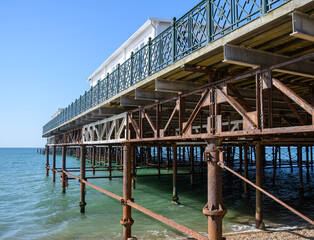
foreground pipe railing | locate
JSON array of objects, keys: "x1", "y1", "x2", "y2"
[
  {"x1": 218, "y1": 162, "x2": 314, "y2": 226},
  {"x1": 62, "y1": 170, "x2": 207, "y2": 240}
]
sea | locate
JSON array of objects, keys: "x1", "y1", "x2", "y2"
[{"x1": 0, "y1": 147, "x2": 313, "y2": 240}]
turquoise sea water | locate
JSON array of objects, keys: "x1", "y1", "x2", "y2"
[{"x1": 0, "y1": 148, "x2": 313, "y2": 240}]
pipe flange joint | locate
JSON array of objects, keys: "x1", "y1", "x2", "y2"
[
  {"x1": 203, "y1": 203, "x2": 227, "y2": 217},
  {"x1": 120, "y1": 217, "x2": 134, "y2": 227},
  {"x1": 78, "y1": 201, "x2": 87, "y2": 207}
]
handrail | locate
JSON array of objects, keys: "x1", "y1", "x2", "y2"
[{"x1": 43, "y1": 0, "x2": 290, "y2": 135}]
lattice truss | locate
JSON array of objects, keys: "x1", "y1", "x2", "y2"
[
  {"x1": 53, "y1": 129, "x2": 82, "y2": 145},
  {"x1": 82, "y1": 113, "x2": 127, "y2": 144},
  {"x1": 128, "y1": 54, "x2": 314, "y2": 142}
]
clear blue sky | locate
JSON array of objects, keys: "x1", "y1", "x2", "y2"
[{"x1": 0, "y1": 0, "x2": 201, "y2": 147}]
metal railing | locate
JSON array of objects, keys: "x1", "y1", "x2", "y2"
[{"x1": 43, "y1": 0, "x2": 290, "y2": 135}]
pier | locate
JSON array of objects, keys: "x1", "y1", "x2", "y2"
[{"x1": 42, "y1": 0, "x2": 314, "y2": 239}]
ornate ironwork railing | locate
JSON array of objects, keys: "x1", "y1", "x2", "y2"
[{"x1": 43, "y1": 0, "x2": 290, "y2": 135}]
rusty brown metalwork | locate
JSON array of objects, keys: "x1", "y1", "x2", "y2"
[{"x1": 203, "y1": 142, "x2": 227, "y2": 240}]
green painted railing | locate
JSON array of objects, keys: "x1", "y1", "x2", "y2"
[{"x1": 43, "y1": 0, "x2": 290, "y2": 135}]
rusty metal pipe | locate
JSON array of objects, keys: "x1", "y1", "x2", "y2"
[
  {"x1": 61, "y1": 146, "x2": 66, "y2": 194},
  {"x1": 203, "y1": 143, "x2": 227, "y2": 240},
  {"x1": 172, "y1": 145, "x2": 179, "y2": 203},
  {"x1": 52, "y1": 146, "x2": 56, "y2": 182},
  {"x1": 121, "y1": 143, "x2": 133, "y2": 240},
  {"x1": 46, "y1": 146, "x2": 49, "y2": 176},
  {"x1": 80, "y1": 145, "x2": 86, "y2": 213},
  {"x1": 255, "y1": 142, "x2": 264, "y2": 229}
]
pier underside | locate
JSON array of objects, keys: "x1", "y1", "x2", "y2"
[{"x1": 43, "y1": 1, "x2": 314, "y2": 239}]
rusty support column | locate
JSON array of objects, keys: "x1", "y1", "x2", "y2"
[
  {"x1": 132, "y1": 146, "x2": 136, "y2": 189},
  {"x1": 166, "y1": 147, "x2": 170, "y2": 172},
  {"x1": 108, "y1": 146, "x2": 112, "y2": 180},
  {"x1": 92, "y1": 146, "x2": 96, "y2": 175},
  {"x1": 288, "y1": 146, "x2": 293, "y2": 172},
  {"x1": 172, "y1": 144, "x2": 179, "y2": 204},
  {"x1": 46, "y1": 146, "x2": 49, "y2": 176},
  {"x1": 306, "y1": 146, "x2": 309, "y2": 178},
  {"x1": 239, "y1": 146, "x2": 243, "y2": 173},
  {"x1": 79, "y1": 145, "x2": 86, "y2": 213},
  {"x1": 298, "y1": 145, "x2": 304, "y2": 193},
  {"x1": 52, "y1": 146, "x2": 56, "y2": 182},
  {"x1": 61, "y1": 145, "x2": 67, "y2": 194},
  {"x1": 203, "y1": 142, "x2": 227, "y2": 240},
  {"x1": 200, "y1": 146, "x2": 204, "y2": 174},
  {"x1": 157, "y1": 146, "x2": 161, "y2": 179},
  {"x1": 311, "y1": 146, "x2": 313, "y2": 171},
  {"x1": 121, "y1": 143, "x2": 134, "y2": 240},
  {"x1": 243, "y1": 145, "x2": 249, "y2": 198},
  {"x1": 255, "y1": 141, "x2": 264, "y2": 229},
  {"x1": 190, "y1": 146, "x2": 194, "y2": 185}
]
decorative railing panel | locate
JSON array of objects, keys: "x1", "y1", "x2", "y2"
[{"x1": 43, "y1": 0, "x2": 290, "y2": 135}]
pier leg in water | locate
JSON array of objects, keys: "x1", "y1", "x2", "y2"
[
  {"x1": 52, "y1": 146, "x2": 56, "y2": 182},
  {"x1": 243, "y1": 145, "x2": 249, "y2": 198},
  {"x1": 172, "y1": 144, "x2": 179, "y2": 204},
  {"x1": 157, "y1": 146, "x2": 161, "y2": 179},
  {"x1": 61, "y1": 145, "x2": 67, "y2": 194},
  {"x1": 79, "y1": 145, "x2": 86, "y2": 213},
  {"x1": 166, "y1": 147, "x2": 170, "y2": 172},
  {"x1": 120, "y1": 143, "x2": 134, "y2": 240},
  {"x1": 288, "y1": 146, "x2": 293, "y2": 172},
  {"x1": 255, "y1": 141, "x2": 264, "y2": 229},
  {"x1": 132, "y1": 146, "x2": 136, "y2": 189},
  {"x1": 298, "y1": 145, "x2": 304, "y2": 194},
  {"x1": 311, "y1": 146, "x2": 313, "y2": 171},
  {"x1": 108, "y1": 146, "x2": 112, "y2": 180},
  {"x1": 46, "y1": 146, "x2": 49, "y2": 176},
  {"x1": 306, "y1": 146, "x2": 309, "y2": 179},
  {"x1": 239, "y1": 146, "x2": 243, "y2": 174},
  {"x1": 190, "y1": 146, "x2": 194, "y2": 185},
  {"x1": 92, "y1": 146, "x2": 96, "y2": 175},
  {"x1": 203, "y1": 142, "x2": 227, "y2": 240}
]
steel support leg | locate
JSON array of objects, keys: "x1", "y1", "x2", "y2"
[
  {"x1": 190, "y1": 146, "x2": 194, "y2": 185},
  {"x1": 157, "y1": 146, "x2": 161, "y2": 179},
  {"x1": 108, "y1": 146, "x2": 112, "y2": 180},
  {"x1": 79, "y1": 145, "x2": 86, "y2": 213},
  {"x1": 132, "y1": 146, "x2": 136, "y2": 189},
  {"x1": 203, "y1": 142, "x2": 227, "y2": 240},
  {"x1": 52, "y1": 146, "x2": 56, "y2": 182},
  {"x1": 121, "y1": 143, "x2": 134, "y2": 240},
  {"x1": 61, "y1": 145, "x2": 67, "y2": 194},
  {"x1": 255, "y1": 141, "x2": 264, "y2": 229},
  {"x1": 172, "y1": 144, "x2": 179, "y2": 204},
  {"x1": 243, "y1": 145, "x2": 249, "y2": 198},
  {"x1": 46, "y1": 146, "x2": 49, "y2": 176},
  {"x1": 298, "y1": 145, "x2": 304, "y2": 194},
  {"x1": 92, "y1": 146, "x2": 96, "y2": 175}
]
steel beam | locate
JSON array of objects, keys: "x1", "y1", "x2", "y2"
[
  {"x1": 291, "y1": 11, "x2": 314, "y2": 42},
  {"x1": 120, "y1": 96, "x2": 154, "y2": 106},
  {"x1": 135, "y1": 89, "x2": 177, "y2": 101},
  {"x1": 223, "y1": 44, "x2": 314, "y2": 78},
  {"x1": 155, "y1": 79, "x2": 204, "y2": 93}
]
